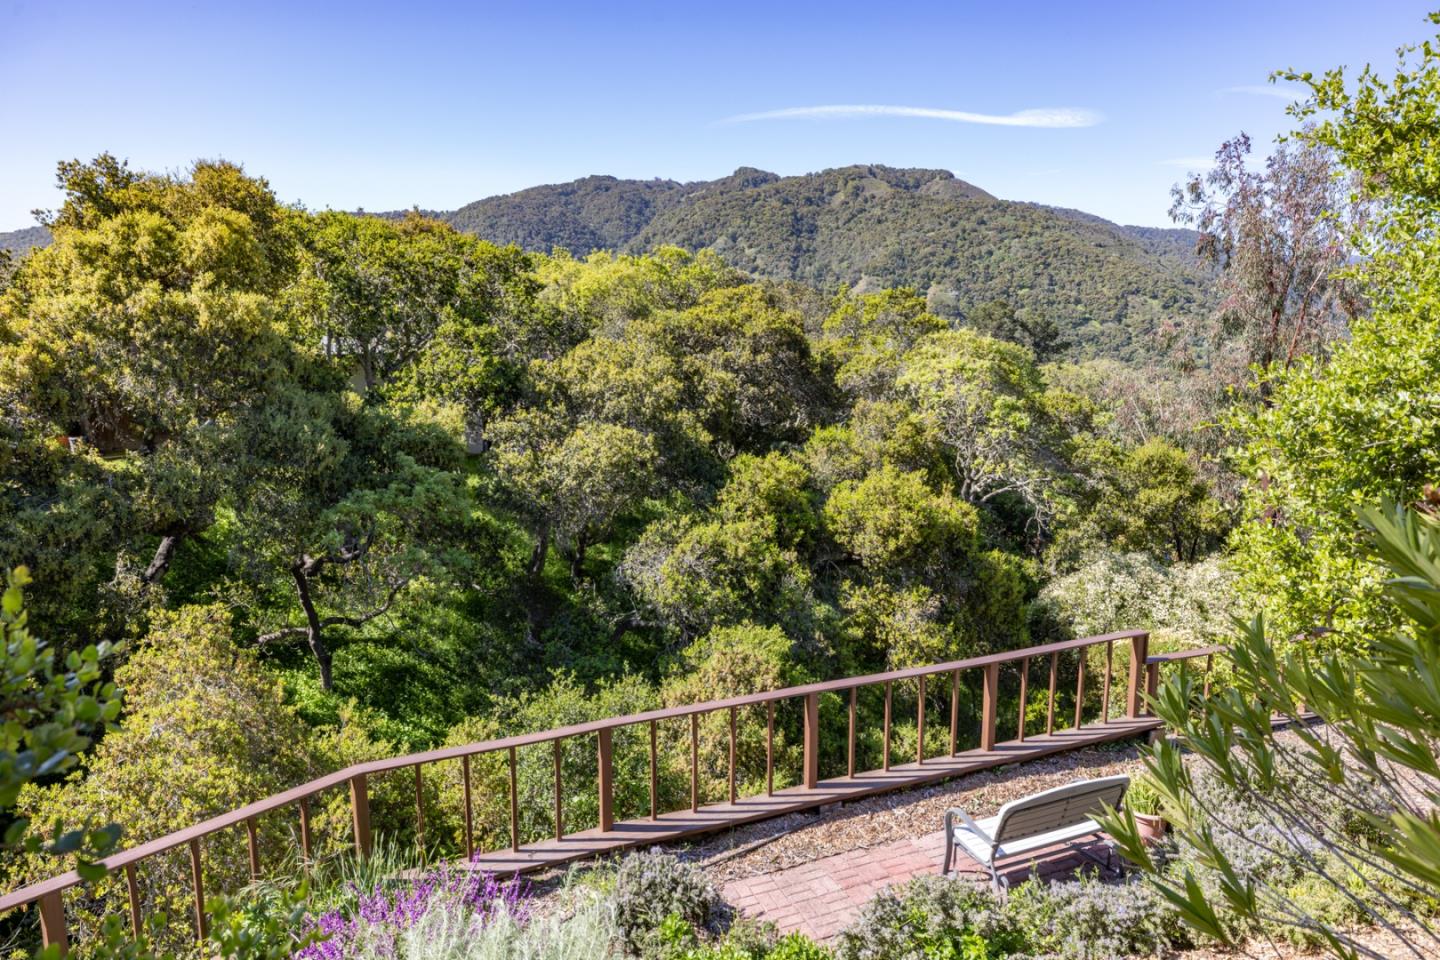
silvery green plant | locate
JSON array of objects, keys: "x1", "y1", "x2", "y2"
[{"x1": 611, "y1": 851, "x2": 718, "y2": 956}]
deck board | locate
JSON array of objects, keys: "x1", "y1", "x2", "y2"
[{"x1": 466, "y1": 715, "x2": 1160, "y2": 875}]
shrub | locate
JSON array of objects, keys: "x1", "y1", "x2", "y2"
[
  {"x1": 612, "y1": 851, "x2": 718, "y2": 956},
  {"x1": 823, "y1": 466, "x2": 978, "y2": 580},
  {"x1": 834, "y1": 874, "x2": 1009, "y2": 960},
  {"x1": 1003, "y1": 873, "x2": 1180, "y2": 959},
  {"x1": 1037, "y1": 552, "x2": 1236, "y2": 647},
  {"x1": 765, "y1": 934, "x2": 833, "y2": 960},
  {"x1": 677, "y1": 927, "x2": 830, "y2": 960},
  {"x1": 835, "y1": 871, "x2": 1187, "y2": 960},
  {"x1": 1123, "y1": 778, "x2": 1162, "y2": 817}
]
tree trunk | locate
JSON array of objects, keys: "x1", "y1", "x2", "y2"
[
  {"x1": 568, "y1": 533, "x2": 589, "y2": 583},
  {"x1": 528, "y1": 524, "x2": 550, "y2": 581},
  {"x1": 141, "y1": 533, "x2": 184, "y2": 585},
  {"x1": 464, "y1": 409, "x2": 489, "y2": 454},
  {"x1": 291, "y1": 563, "x2": 335, "y2": 691}
]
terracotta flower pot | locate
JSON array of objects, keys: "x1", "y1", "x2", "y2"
[{"x1": 1134, "y1": 812, "x2": 1166, "y2": 843}]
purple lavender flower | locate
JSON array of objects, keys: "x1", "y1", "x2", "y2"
[{"x1": 294, "y1": 865, "x2": 530, "y2": 958}]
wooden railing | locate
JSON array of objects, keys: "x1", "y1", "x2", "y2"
[{"x1": 1, "y1": 629, "x2": 1221, "y2": 951}]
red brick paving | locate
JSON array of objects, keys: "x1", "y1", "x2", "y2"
[{"x1": 722, "y1": 827, "x2": 1118, "y2": 942}]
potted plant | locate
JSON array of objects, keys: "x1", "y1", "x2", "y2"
[{"x1": 1125, "y1": 778, "x2": 1166, "y2": 843}]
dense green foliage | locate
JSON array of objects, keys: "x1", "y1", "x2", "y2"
[
  {"x1": 1224, "y1": 19, "x2": 1440, "y2": 648},
  {"x1": 14, "y1": 162, "x2": 1212, "y2": 364},
  {"x1": 0, "y1": 567, "x2": 121, "y2": 869}
]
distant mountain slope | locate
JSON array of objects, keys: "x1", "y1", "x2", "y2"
[
  {"x1": 447, "y1": 175, "x2": 694, "y2": 252},
  {"x1": 1120, "y1": 224, "x2": 1204, "y2": 267},
  {"x1": 0, "y1": 226, "x2": 51, "y2": 255},
  {"x1": 439, "y1": 165, "x2": 1210, "y2": 360}
]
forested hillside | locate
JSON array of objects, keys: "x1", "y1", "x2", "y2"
[
  {"x1": 0, "y1": 225, "x2": 51, "y2": 254},
  {"x1": 438, "y1": 165, "x2": 1213, "y2": 360},
  {"x1": 445, "y1": 174, "x2": 697, "y2": 251}
]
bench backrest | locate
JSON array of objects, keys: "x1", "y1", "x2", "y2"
[{"x1": 992, "y1": 774, "x2": 1130, "y2": 844}]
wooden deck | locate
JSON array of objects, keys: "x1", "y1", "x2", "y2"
[{"x1": 466, "y1": 714, "x2": 1160, "y2": 875}]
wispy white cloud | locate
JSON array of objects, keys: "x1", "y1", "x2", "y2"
[
  {"x1": 716, "y1": 104, "x2": 1102, "y2": 128},
  {"x1": 1221, "y1": 84, "x2": 1307, "y2": 102}
]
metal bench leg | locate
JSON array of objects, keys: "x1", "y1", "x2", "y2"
[{"x1": 1074, "y1": 833, "x2": 1120, "y2": 878}]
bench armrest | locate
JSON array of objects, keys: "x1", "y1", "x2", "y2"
[{"x1": 944, "y1": 806, "x2": 992, "y2": 844}]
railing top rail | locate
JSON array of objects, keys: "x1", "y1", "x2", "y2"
[
  {"x1": 0, "y1": 628, "x2": 1151, "y2": 914},
  {"x1": 1146, "y1": 644, "x2": 1226, "y2": 664}
]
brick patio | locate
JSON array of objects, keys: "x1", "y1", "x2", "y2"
[{"x1": 722, "y1": 825, "x2": 1119, "y2": 942}]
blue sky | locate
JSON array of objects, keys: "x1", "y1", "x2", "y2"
[{"x1": 0, "y1": 1, "x2": 1430, "y2": 230}]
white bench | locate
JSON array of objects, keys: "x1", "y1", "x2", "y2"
[{"x1": 942, "y1": 774, "x2": 1130, "y2": 890}]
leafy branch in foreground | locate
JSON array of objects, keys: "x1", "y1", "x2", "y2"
[
  {"x1": 1100, "y1": 497, "x2": 1440, "y2": 959},
  {"x1": 1, "y1": 566, "x2": 122, "y2": 872}
]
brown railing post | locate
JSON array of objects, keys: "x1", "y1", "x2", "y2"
[
  {"x1": 949, "y1": 669, "x2": 960, "y2": 756},
  {"x1": 1102, "y1": 640, "x2": 1114, "y2": 721},
  {"x1": 802, "y1": 693, "x2": 820, "y2": 789},
  {"x1": 882, "y1": 681, "x2": 892, "y2": 771},
  {"x1": 1017, "y1": 657, "x2": 1029, "y2": 742},
  {"x1": 124, "y1": 863, "x2": 142, "y2": 938},
  {"x1": 462, "y1": 754, "x2": 475, "y2": 859},
  {"x1": 649, "y1": 720, "x2": 660, "y2": 818},
  {"x1": 847, "y1": 688, "x2": 857, "y2": 777},
  {"x1": 980, "y1": 663, "x2": 999, "y2": 752},
  {"x1": 1074, "y1": 654, "x2": 1087, "y2": 729},
  {"x1": 766, "y1": 702, "x2": 775, "y2": 795},
  {"x1": 690, "y1": 714, "x2": 700, "y2": 811},
  {"x1": 38, "y1": 890, "x2": 67, "y2": 954},
  {"x1": 554, "y1": 740, "x2": 564, "y2": 840},
  {"x1": 1127, "y1": 632, "x2": 1150, "y2": 717},
  {"x1": 1046, "y1": 652, "x2": 1059, "y2": 735},
  {"x1": 916, "y1": 676, "x2": 926, "y2": 765},
  {"x1": 414, "y1": 765, "x2": 426, "y2": 863},
  {"x1": 299, "y1": 796, "x2": 313, "y2": 864},
  {"x1": 507, "y1": 747, "x2": 519, "y2": 851},
  {"x1": 1146, "y1": 660, "x2": 1160, "y2": 706},
  {"x1": 598, "y1": 728, "x2": 614, "y2": 832},
  {"x1": 244, "y1": 816, "x2": 261, "y2": 880},
  {"x1": 188, "y1": 838, "x2": 207, "y2": 941},
  {"x1": 349, "y1": 773, "x2": 372, "y2": 858},
  {"x1": 727, "y1": 707, "x2": 738, "y2": 804}
]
